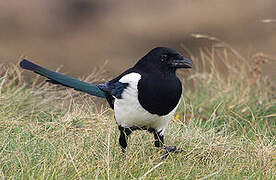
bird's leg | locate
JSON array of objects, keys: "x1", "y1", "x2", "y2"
[
  {"x1": 118, "y1": 126, "x2": 132, "y2": 154},
  {"x1": 153, "y1": 130, "x2": 183, "y2": 158},
  {"x1": 153, "y1": 130, "x2": 176, "y2": 151},
  {"x1": 153, "y1": 130, "x2": 164, "y2": 148}
]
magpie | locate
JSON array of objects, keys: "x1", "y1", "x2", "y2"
[{"x1": 20, "y1": 47, "x2": 193, "y2": 156}]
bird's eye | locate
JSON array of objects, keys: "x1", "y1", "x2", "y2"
[{"x1": 161, "y1": 54, "x2": 168, "y2": 61}]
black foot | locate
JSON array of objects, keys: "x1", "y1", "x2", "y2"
[
  {"x1": 164, "y1": 145, "x2": 176, "y2": 152},
  {"x1": 162, "y1": 146, "x2": 184, "y2": 159}
]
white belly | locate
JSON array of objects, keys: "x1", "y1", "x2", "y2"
[{"x1": 114, "y1": 73, "x2": 179, "y2": 134}]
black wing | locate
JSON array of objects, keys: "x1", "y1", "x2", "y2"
[{"x1": 97, "y1": 69, "x2": 134, "y2": 109}]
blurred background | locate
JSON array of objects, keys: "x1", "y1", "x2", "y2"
[{"x1": 0, "y1": 0, "x2": 275, "y2": 80}]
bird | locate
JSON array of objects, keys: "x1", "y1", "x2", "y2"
[{"x1": 20, "y1": 47, "x2": 193, "y2": 157}]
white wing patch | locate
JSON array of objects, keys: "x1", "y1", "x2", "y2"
[{"x1": 114, "y1": 72, "x2": 179, "y2": 133}]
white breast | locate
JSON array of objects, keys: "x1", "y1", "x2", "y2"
[{"x1": 114, "y1": 72, "x2": 179, "y2": 134}]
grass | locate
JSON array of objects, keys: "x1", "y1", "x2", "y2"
[{"x1": 0, "y1": 44, "x2": 275, "y2": 179}]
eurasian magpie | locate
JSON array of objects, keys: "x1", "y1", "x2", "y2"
[{"x1": 20, "y1": 47, "x2": 193, "y2": 156}]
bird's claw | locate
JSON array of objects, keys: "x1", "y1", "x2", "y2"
[
  {"x1": 164, "y1": 146, "x2": 176, "y2": 152},
  {"x1": 162, "y1": 146, "x2": 184, "y2": 159}
]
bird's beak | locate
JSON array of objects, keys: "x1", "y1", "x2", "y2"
[{"x1": 169, "y1": 56, "x2": 193, "y2": 68}]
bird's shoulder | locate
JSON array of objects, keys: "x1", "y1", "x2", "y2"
[{"x1": 97, "y1": 68, "x2": 137, "y2": 108}]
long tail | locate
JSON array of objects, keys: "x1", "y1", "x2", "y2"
[{"x1": 20, "y1": 59, "x2": 106, "y2": 98}]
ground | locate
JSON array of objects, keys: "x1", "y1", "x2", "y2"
[{"x1": 0, "y1": 47, "x2": 275, "y2": 179}]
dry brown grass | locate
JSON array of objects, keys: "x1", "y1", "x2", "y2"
[{"x1": 0, "y1": 45, "x2": 275, "y2": 179}]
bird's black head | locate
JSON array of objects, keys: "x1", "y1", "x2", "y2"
[{"x1": 134, "y1": 47, "x2": 193, "y2": 74}]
